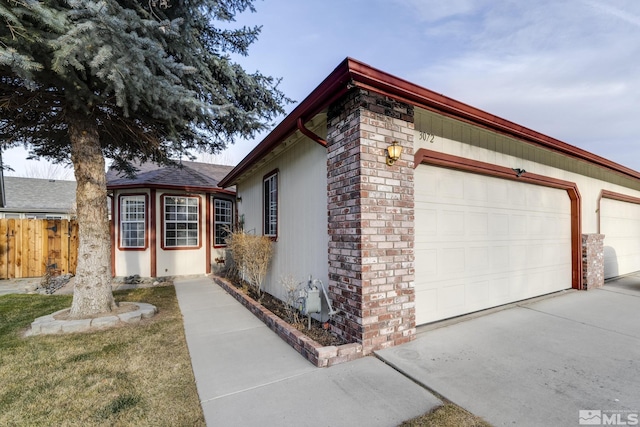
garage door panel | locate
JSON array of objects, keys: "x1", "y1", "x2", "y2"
[
  {"x1": 468, "y1": 246, "x2": 490, "y2": 271},
  {"x1": 415, "y1": 165, "x2": 572, "y2": 324},
  {"x1": 441, "y1": 210, "x2": 465, "y2": 235},
  {"x1": 601, "y1": 198, "x2": 640, "y2": 279},
  {"x1": 468, "y1": 212, "x2": 488, "y2": 235}
]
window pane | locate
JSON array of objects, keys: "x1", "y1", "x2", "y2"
[
  {"x1": 263, "y1": 174, "x2": 277, "y2": 237},
  {"x1": 120, "y1": 195, "x2": 146, "y2": 248},
  {"x1": 164, "y1": 196, "x2": 199, "y2": 247},
  {"x1": 214, "y1": 199, "x2": 233, "y2": 246}
]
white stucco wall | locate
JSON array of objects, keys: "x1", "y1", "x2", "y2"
[
  {"x1": 113, "y1": 188, "x2": 211, "y2": 277},
  {"x1": 154, "y1": 190, "x2": 208, "y2": 277},
  {"x1": 236, "y1": 130, "x2": 328, "y2": 302},
  {"x1": 112, "y1": 189, "x2": 152, "y2": 277}
]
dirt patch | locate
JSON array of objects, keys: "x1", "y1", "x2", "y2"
[{"x1": 53, "y1": 302, "x2": 138, "y2": 320}]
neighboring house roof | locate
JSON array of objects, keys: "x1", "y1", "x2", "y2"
[
  {"x1": 106, "y1": 160, "x2": 235, "y2": 193},
  {"x1": 0, "y1": 177, "x2": 76, "y2": 213},
  {"x1": 219, "y1": 57, "x2": 640, "y2": 187}
]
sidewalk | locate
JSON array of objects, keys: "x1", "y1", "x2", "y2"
[{"x1": 174, "y1": 276, "x2": 440, "y2": 427}]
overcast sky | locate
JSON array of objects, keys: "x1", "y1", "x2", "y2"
[{"x1": 4, "y1": 0, "x2": 640, "y2": 177}]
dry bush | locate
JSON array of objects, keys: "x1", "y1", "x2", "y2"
[
  {"x1": 226, "y1": 230, "x2": 273, "y2": 298},
  {"x1": 280, "y1": 275, "x2": 301, "y2": 325}
]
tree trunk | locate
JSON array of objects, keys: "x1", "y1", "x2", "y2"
[{"x1": 69, "y1": 118, "x2": 116, "y2": 318}]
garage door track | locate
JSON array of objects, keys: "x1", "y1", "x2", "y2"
[{"x1": 376, "y1": 275, "x2": 640, "y2": 427}]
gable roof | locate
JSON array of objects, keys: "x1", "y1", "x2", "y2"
[
  {"x1": 219, "y1": 57, "x2": 640, "y2": 187},
  {"x1": 106, "y1": 160, "x2": 234, "y2": 193},
  {"x1": 1, "y1": 177, "x2": 76, "y2": 213}
]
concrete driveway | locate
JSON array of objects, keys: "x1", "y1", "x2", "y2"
[{"x1": 376, "y1": 275, "x2": 640, "y2": 427}]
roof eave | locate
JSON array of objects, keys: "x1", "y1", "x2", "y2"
[
  {"x1": 107, "y1": 183, "x2": 235, "y2": 195},
  {"x1": 218, "y1": 58, "x2": 355, "y2": 188},
  {"x1": 219, "y1": 57, "x2": 640, "y2": 187}
]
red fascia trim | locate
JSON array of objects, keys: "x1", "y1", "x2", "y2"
[
  {"x1": 150, "y1": 189, "x2": 157, "y2": 277},
  {"x1": 110, "y1": 195, "x2": 115, "y2": 277},
  {"x1": 219, "y1": 57, "x2": 640, "y2": 189},
  {"x1": 600, "y1": 189, "x2": 640, "y2": 205},
  {"x1": 218, "y1": 60, "x2": 353, "y2": 188},
  {"x1": 116, "y1": 193, "x2": 150, "y2": 251},
  {"x1": 159, "y1": 194, "x2": 203, "y2": 251},
  {"x1": 346, "y1": 58, "x2": 640, "y2": 182},
  {"x1": 414, "y1": 148, "x2": 583, "y2": 290},
  {"x1": 596, "y1": 189, "x2": 640, "y2": 234},
  {"x1": 107, "y1": 184, "x2": 236, "y2": 196},
  {"x1": 206, "y1": 193, "x2": 211, "y2": 274}
]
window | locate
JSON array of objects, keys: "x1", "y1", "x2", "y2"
[
  {"x1": 263, "y1": 171, "x2": 278, "y2": 237},
  {"x1": 120, "y1": 195, "x2": 146, "y2": 248},
  {"x1": 164, "y1": 196, "x2": 199, "y2": 247},
  {"x1": 214, "y1": 199, "x2": 233, "y2": 247}
]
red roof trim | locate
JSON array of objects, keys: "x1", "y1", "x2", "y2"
[
  {"x1": 219, "y1": 57, "x2": 640, "y2": 187},
  {"x1": 107, "y1": 183, "x2": 235, "y2": 196}
]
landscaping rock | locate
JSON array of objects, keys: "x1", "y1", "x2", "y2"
[
  {"x1": 27, "y1": 302, "x2": 157, "y2": 336},
  {"x1": 91, "y1": 316, "x2": 120, "y2": 328},
  {"x1": 61, "y1": 319, "x2": 92, "y2": 333},
  {"x1": 119, "y1": 310, "x2": 142, "y2": 324},
  {"x1": 137, "y1": 303, "x2": 157, "y2": 319}
]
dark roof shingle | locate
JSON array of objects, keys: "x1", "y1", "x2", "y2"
[{"x1": 106, "y1": 160, "x2": 234, "y2": 190}]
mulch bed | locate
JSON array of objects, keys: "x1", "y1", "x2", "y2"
[{"x1": 235, "y1": 282, "x2": 344, "y2": 347}]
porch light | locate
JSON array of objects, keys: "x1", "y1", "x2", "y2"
[{"x1": 386, "y1": 141, "x2": 403, "y2": 166}]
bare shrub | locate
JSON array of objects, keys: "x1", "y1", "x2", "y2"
[
  {"x1": 226, "y1": 230, "x2": 273, "y2": 299},
  {"x1": 280, "y1": 275, "x2": 301, "y2": 325}
]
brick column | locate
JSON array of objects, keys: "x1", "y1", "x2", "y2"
[
  {"x1": 326, "y1": 88, "x2": 416, "y2": 354},
  {"x1": 582, "y1": 234, "x2": 605, "y2": 290}
]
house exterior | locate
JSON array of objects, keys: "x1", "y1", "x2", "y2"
[
  {"x1": 107, "y1": 160, "x2": 235, "y2": 278},
  {"x1": 0, "y1": 177, "x2": 77, "y2": 219},
  {"x1": 219, "y1": 57, "x2": 640, "y2": 355}
]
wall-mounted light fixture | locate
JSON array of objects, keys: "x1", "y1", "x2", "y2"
[
  {"x1": 236, "y1": 195, "x2": 242, "y2": 202},
  {"x1": 512, "y1": 168, "x2": 526, "y2": 178},
  {"x1": 386, "y1": 140, "x2": 403, "y2": 166}
]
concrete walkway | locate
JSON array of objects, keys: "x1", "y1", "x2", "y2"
[
  {"x1": 174, "y1": 277, "x2": 440, "y2": 427},
  {"x1": 377, "y1": 276, "x2": 640, "y2": 427}
]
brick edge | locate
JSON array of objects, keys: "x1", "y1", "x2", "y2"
[{"x1": 214, "y1": 277, "x2": 364, "y2": 367}]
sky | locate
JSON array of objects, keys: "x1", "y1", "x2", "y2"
[{"x1": 4, "y1": 0, "x2": 640, "y2": 178}]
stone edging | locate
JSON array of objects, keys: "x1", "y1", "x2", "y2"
[
  {"x1": 26, "y1": 302, "x2": 158, "y2": 336},
  {"x1": 214, "y1": 277, "x2": 363, "y2": 367}
]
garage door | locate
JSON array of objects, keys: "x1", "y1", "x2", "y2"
[
  {"x1": 601, "y1": 197, "x2": 640, "y2": 279},
  {"x1": 415, "y1": 165, "x2": 573, "y2": 325}
]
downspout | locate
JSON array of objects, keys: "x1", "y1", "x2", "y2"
[{"x1": 297, "y1": 117, "x2": 327, "y2": 147}]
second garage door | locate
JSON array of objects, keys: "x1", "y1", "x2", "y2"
[
  {"x1": 415, "y1": 165, "x2": 573, "y2": 325},
  {"x1": 600, "y1": 197, "x2": 640, "y2": 279}
]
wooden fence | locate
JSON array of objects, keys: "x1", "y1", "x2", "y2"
[{"x1": 0, "y1": 219, "x2": 78, "y2": 279}]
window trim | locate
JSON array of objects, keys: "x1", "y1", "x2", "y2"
[
  {"x1": 160, "y1": 194, "x2": 202, "y2": 250},
  {"x1": 263, "y1": 169, "x2": 279, "y2": 239},
  {"x1": 118, "y1": 193, "x2": 149, "y2": 251},
  {"x1": 213, "y1": 197, "x2": 234, "y2": 248}
]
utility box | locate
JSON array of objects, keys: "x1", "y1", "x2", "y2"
[{"x1": 303, "y1": 288, "x2": 321, "y2": 315}]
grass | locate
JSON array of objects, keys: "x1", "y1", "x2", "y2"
[
  {"x1": 0, "y1": 286, "x2": 205, "y2": 427},
  {"x1": 400, "y1": 403, "x2": 492, "y2": 427}
]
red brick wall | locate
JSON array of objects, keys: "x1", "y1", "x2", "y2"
[{"x1": 326, "y1": 88, "x2": 416, "y2": 354}]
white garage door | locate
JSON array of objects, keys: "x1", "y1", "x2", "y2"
[
  {"x1": 415, "y1": 165, "x2": 573, "y2": 325},
  {"x1": 601, "y1": 198, "x2": 640, "y2": 279}
]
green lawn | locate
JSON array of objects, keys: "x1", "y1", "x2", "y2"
[{"x1": 0, "y1": 286, "x2": 205, "y2": 426}]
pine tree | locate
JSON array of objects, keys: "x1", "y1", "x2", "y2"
[{"x1": 0, "y1": 0, "x2": 288, "y2": 317}]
